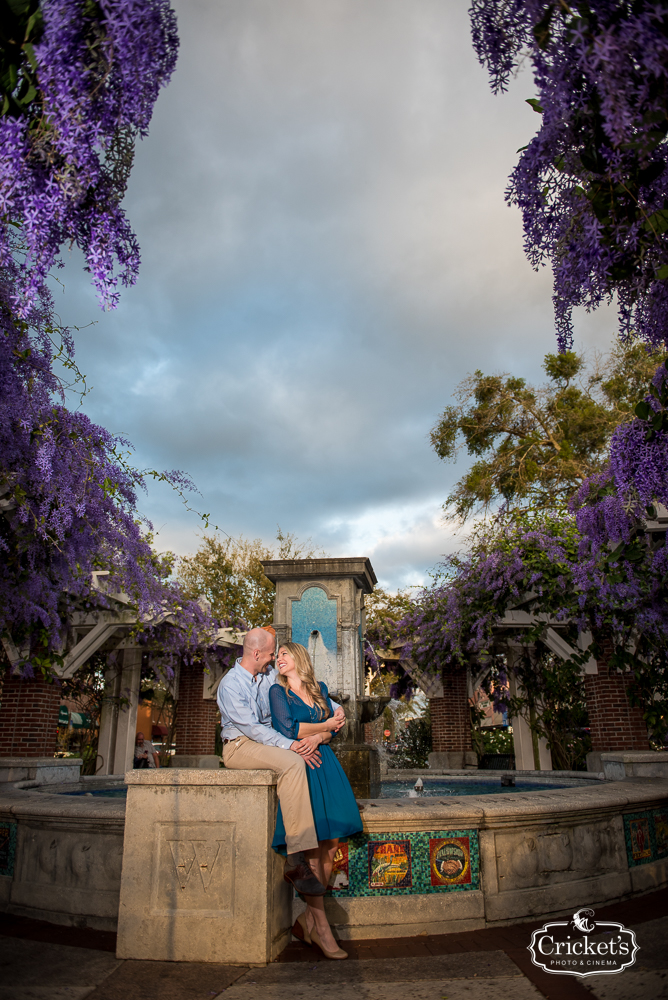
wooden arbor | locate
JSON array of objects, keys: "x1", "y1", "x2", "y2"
[{"x1": 0, "y1": 573, "x2": 242, "y2": 773}]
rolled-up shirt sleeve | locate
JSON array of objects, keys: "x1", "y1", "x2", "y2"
[{"x1": 269, "y1": 685, "x2": 301, "y2": 740}]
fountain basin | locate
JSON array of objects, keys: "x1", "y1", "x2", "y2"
[{"x1": 1, "y1": 768, "x2": 666, "y2": 952}]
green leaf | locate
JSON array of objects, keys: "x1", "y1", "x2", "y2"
[
  {"x1": 526, "y1": 98, "x2": 544, "y2": 114},
  {"x1": 22, "y1": 42, "x2": 37, "y2": 71},
  {"x1": 635, "y1": 400, "x2": 651, "y2": 420},
  {"x1": 656, "y1": 264, "x2": 668, "y2": 280}
]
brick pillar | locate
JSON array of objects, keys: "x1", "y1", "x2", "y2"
[
  {"x1": 584, "y1": 663, "x2": 649, "y2": 753},
  {"x1": 429, "y1": 669, "x2": 474, "y2": 767},
  {"x1": 0, "y1": 670, "x2": 61, "y2": 757},
  {"x1": 175, "y1": 662, "x2": 220, "y2": 756}
]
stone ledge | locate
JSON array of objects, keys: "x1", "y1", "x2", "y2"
[
  {"x1": 0, "y1": 757, "x2": 82, "y2": 767},
  {"x1": 601, "y1": 751, "x2": 668, "y2": 780},
  {"x1": 0, "y1": 757, "x2": 83, "y2": 786},
  {"x1": 125, "y1": 767, "x2": 278, "y2": 786}
]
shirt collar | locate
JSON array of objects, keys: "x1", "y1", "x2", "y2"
[{"x1": 234, "y1": 658, "x2": 273, "y2": 684}]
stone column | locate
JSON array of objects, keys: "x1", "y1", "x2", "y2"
[
  {"x1": 0, "y1": 670, "x2": 61, "y2": 757},
  {"x1": 507, "y1": 673, "x2": 552, "y2": 771},
  {"x1": 172, "y1": 660, "x2": 220, "y2": 767},
  {"x1": 96, "y1": 647, "x2": 142, "y2": 775},
  {"x1": 584, "y1": 654, "x2": 649, "y2": 772},
  {"x1": 428, "y1": 670, "x2": 477, "y2": 769}
]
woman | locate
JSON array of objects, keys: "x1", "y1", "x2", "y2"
[{"x1": 269, "y1": 642, "x2": 362, "y2": 960}]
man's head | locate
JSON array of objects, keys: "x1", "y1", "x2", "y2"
[
  {"x1": 136, "y1": 732, "x2": 144, "y2": 745},
  {"x1": 240, "y1": 627, "x2": 276, "y2": 676}
]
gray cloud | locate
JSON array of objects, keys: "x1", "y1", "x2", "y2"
[{"x1": 58, "y1": 0, "x2": 619, "y2": 589}]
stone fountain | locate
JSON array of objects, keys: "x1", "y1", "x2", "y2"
[{"x1": 261, "y1": 557, "x2": 389, "y2": 797}]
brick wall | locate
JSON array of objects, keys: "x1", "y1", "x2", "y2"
[
  {"x1": 430, "y1": 670, "x2": 471, "y2": 753},
  {"x1": 584, "y1": 662, "x2": 649, "y2": 753},
  {"x1": 0, "y1": 670, "x2": 61, "y2": 757},
  {"x1": 175, "y1": 662, "x2": 220, "y2": 755}
]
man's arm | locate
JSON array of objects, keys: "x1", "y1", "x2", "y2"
[{"x1": 218, "y1": 676, "x2": 297, "y2": 751}]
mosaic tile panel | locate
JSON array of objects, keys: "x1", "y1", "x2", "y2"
[
  {"x1": 326, "y1": 829, "x2": 480, "y2": 896},
  {"x1": 623, "y1": 808, "x2": 668, "y2": 867},
  {"x1": 0, "y1": 820, "x2": 17, "y2": 878}
]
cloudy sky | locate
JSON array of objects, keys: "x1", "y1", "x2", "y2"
[{"x1": 60, "y1": 0, "x2": 615, "y2": 591}]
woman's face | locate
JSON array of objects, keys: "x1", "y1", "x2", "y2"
[{"x1": 277, "y1": 647, "x2": 297, "y2": 678}]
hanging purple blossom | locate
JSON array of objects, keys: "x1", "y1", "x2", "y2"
[
  {"x1": 470, "y1": 1, "x2": 668, "y2": 350},
  {"x1": 0, "y1": 0, "x2": 178, "y2": 313}
]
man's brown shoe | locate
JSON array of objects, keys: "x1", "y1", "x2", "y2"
[{"x1": 284, "y1": 853, "x2": 327, "y2": 896}]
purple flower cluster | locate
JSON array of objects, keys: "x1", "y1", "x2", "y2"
[
  {"x1": 0, "y1": 2, "x2": 227, "y2": 674},
  {"x1": 0, "y1": 0, "x2": 178, "y2": 313},
  {"x1": 0, "y1": 248, "x2": 213, "y2": 666},
  {"x1": 470, "y1": 1, "x2": 668, "y2": 350}
]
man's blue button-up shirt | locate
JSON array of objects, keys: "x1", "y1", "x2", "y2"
[{"x1": 216, "y1": 659, "x2": 293, "y2": 750}]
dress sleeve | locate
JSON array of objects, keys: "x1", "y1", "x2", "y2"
[
  {"x1": 269, "y1": 684, "x2": 300, "y2": 740},
  {"x1": 319, "y1": 682, "x2": 334, "y2": 718}
]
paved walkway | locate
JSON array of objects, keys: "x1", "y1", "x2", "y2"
[{"x1": 1, "y1": 889, "x2": 666, "y2": 1000}]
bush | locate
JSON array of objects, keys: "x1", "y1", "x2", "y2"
[{"x1": 386, "y1": 715, "x2": 432, "y2": 769}]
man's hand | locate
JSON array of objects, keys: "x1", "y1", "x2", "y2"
[
  {"x1": 290, "y1": 736, "x2": 323, "y2": 768},
  {"x1": 330, "y1": 706, "x2": 346, "y2": 732}
]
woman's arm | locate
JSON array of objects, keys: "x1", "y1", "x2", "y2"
[
  {"x1": 296, "y1": 719, "x2": 338, "y2": 737},
  {"x1": 268, "y1": 685, "x2": 300, "y2": 740}
]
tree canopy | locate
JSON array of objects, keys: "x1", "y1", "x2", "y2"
[
  {"x1": 178, "y1": 529, "x2": 323, "y2": 629},
  {"x1": 431, "y1": 343, "x2": 665, "y2": 522}
]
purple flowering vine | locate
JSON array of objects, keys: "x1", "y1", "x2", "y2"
[{"x1": 0, "y1": 0, "x2": 178, "y2": 313}]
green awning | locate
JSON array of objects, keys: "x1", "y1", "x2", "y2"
[
  {"x1": 58, "y1": 705, "x2": 69, "y2": 726},
  {"x1": 70, "y1": 711, "x2": 92, "y2": 729}
]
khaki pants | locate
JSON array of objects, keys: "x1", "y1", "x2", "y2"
[{"x1": 223, "y1": 735, "x2": 318, "y2": 854}]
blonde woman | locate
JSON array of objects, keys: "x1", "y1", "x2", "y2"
[{"x1": 269, "y1": 642, "x2": 362, "y2": 960}]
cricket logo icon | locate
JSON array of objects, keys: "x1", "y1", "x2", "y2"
[{"x1": 528, "y1": 907, "x2": 639, "y2": 978}]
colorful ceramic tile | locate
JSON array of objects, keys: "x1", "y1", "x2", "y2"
[
  {"x1": 368, "y1": 839, "x2": 412, "y2": 889},
  {"x1": 328, "y1": 829, "x2": 480, "y2": 897},
  {"x1": 0, "y1": 821, "x2": 17, "y2": 878},
  {"x1": 630, "y1": 817, "x2": 652, "y2": 861},
  {"x1": 329, "y1": 843, "x2": 349, "y2": 890},
  {"x1": 429, "y1": 836, "x2": 471, "y2": 886},
  {"x1": 654, "y1": 811, "x2": 668, "y2": 859}
]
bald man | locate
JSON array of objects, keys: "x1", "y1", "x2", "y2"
[{"x1": 217, "y1": 627, "x2": 327, "y2": 895}]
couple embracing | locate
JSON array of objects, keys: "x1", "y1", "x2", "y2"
[{"x1": 216, "y1": 627, "x2": 362, "y2": 959}]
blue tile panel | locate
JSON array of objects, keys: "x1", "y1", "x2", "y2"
[
  {"x1": 290, "y1": 586, "x2": 338, "y2": 654},
  {"x1": 328, "y1": 829, "x2": 480, "y2": 896},
  {"x1": 623, "y1": 808, "x2": 668, "y2": 867},
  {"x1": 0, "y1": 820, "x2": 17, "y2": 878}
]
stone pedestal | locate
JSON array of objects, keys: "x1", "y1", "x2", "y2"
[
  {"x1": 333, "y1": 743, "x2": 381, "y2": 798},
  {"x1": 601, "y1": 751, "x2": 668, "y2": 780},
  {"x1": 0, "y1": 757, "x2": 82, "y2": 785},
  {"x1": 428, "y1": 751, "x2": 478, "y2": 770},
  {"x1": 170, "y1": 755, "x2": 221, "y2": 769},
  {"x1": 117, "y1": 768, "x2": 291, "y2": 965}
]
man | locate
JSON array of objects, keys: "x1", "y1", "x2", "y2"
[
  {"x1": 134, "y1": 731, "x2": 160, "y2": 769},
  {"x1": 217, "y1": 627, "x2": 345, "y2": 896}
]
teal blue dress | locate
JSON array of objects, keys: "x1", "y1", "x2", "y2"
[{"x1": 269, "y1": 682, "x2": 363, "y2": 853}]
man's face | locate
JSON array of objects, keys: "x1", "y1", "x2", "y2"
[
  {"x1": 254, "y1": 639, "x2": 275, "y2": 674},
  {"x1": 136, "y1": 732, "x2": 144, "y2": 745}
]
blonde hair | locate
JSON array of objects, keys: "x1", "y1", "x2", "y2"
[{"x1": 277, "y1": 642, "x2": 330, "y2": 719}]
